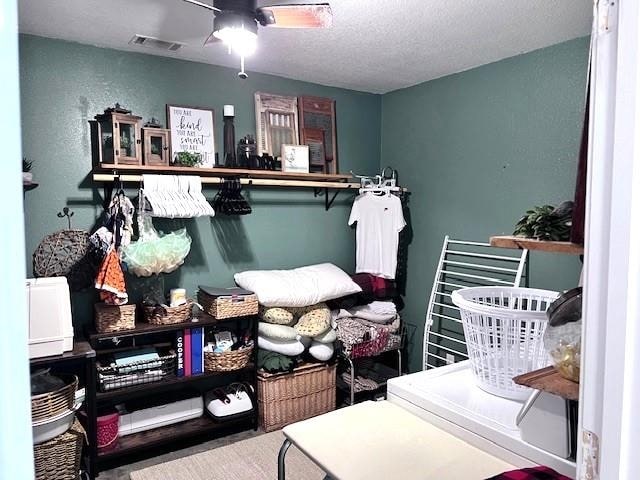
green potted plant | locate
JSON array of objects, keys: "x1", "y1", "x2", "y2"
[
  {"x1": 174, "y1": 151, "x2": 203, "y2": 167},
  {"x1": 22, "y1": 157, "x2": 33, "y2": 183}
]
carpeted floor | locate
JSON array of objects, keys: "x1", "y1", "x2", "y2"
[{"x1": 128, "y1": 430, "x2": 325, "y2": 480}]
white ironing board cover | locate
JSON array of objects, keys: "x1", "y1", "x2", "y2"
[{"x1": 282, "y1": 400, "x2": 515, "y2": 480}]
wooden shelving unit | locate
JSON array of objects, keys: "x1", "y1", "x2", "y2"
[
  {"x1": 88, "y1": 312, "x2": 259, "y2": 473},
  {"x1": 490, "y1": 235, "x2": 584, "y2": 255},
  {"x1": 513, "y1": 366, "x2": 579, "y2": 401}
]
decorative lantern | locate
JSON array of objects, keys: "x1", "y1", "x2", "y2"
[
  {"x1": 94, "y1": 104, "x2": 142, "y2": 166},
  {"x1": 142, "y1": 118, "x2": 170, "y2": 166}
]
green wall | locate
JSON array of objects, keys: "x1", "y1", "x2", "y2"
[
  {"x1": 381, "y1": 37, "x2": 590, "y2": 371},
  {"x1": 19, "y1": 34, "x2": 381, "y2": 331}
]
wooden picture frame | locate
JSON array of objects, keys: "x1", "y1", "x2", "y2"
[
  {"x1": 298, "y1": 96, "x2": 338, "y2": 174},
  {"x1": 254, "y1": 92, "x2": 299, "y2": 157},
  {"x1": 166, "y1": 104, "x2": 216, "y2": 168}
]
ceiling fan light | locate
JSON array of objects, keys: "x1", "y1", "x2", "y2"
[{"x1": 213, "y1": 26, "x2": 258, "y2": 56}]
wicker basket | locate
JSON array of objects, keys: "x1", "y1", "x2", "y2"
[
  {"x1": 143, "y1": 300, "x2": 193, "y2": 325},
  {"x1": 258, "y1": 362, "x2": 336, "y2": 432},
  {"x1": 33, "y1": 419, "x2": 85, "y2": 480},
  {"x1": 95, "y1": 303, "x2": 136, "y2": 333},
  {"x1": 198, "y1": 290, "x2": 258, "y2": 320},
  {"x1": 204, "y1": 345, "x2": 254, "y2": 372},
  {"x1": 31, "y1": 374, "x2": 78, "y2": 423}
]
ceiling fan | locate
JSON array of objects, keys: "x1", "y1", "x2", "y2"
[{"x1": 183, "y1": 0, "x2": 333, "y2": 78}]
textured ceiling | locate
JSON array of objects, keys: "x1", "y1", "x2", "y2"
[{"x1": 18, "y1": 0, "x2": 592, "y2": 94}]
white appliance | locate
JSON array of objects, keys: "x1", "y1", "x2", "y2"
[
  {"x1": 26, "y1": 277, "x2": 74, "y2": 359},
  {"x1": 387, "y1": 361, "x2": 577, "y2": 479},
  {"x1": 117, "y1": 395, "x2": 204, "y2": 436}
]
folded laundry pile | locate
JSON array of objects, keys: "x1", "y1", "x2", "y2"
[{"x1": 332, "y1": 301, "x2": 402, "y2": 358}]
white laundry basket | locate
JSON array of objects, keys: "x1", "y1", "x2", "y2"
[{"x1": 451, "y1": 286, "x2": 558, "y2": 400}]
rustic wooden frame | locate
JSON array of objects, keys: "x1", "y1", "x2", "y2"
[{"x1": 298, "y1": 96, "x2": 338, "y2": 174}]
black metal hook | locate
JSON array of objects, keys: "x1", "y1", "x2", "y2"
[{"x1": 57, "y1": 207, "x2": 74, "y2": 229}]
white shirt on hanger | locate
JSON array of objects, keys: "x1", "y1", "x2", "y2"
[{"x1": 348, "y1": 193, "x2": 406, "y2": 279}]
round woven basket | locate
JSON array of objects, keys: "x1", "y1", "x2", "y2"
[
  {"x1": 95, "y1": 303, "x2": 136, "y2": 333},
  {"x1": 143, "y1": 300, "x2": 193, "y2": 325},
  {"x1": 205, "y1": 345, "x2": 253, "y2": 372},
  {"x1": 33, "y1": 229, "x2": 95, "y2": 291},
  {"x1": 31, "y1": 374, "x2": 78, "y2": 423}
]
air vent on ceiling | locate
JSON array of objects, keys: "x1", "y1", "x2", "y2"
[{"x1": 129, "y1": 35, "x2": 184, "y2": 52}]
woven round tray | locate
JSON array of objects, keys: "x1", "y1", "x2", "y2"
[
  {"x1": 143, "y1": 300, "x2": 193, "y2": 325},
  {"x1": 33, "y1": 229, "x2": 95, "y2": 291},
  {"x1": 95, "y1": 303, "x2": 136, "y2": 333},
  {"x1": 205, "y1": 345, "x2": 253, "y2": 372},
  {"x1": 34, "y1": 419, "x2": 85, "y2": 480},
  {"x1": 31, "y1": 374, "x2": 78, "y2": 423}
]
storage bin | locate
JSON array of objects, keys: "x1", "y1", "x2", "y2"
[
  {"x1": 258, "y1": 362, "x2": 336, "y2": 432},
  {"x1": 143, "y1": 299, "x2": 193, "y2": 325},
  {"x1": 95, "y1": 303, "x2": 136, "y2": 333},
  {"x1": 33, "y1": 419, "x2": 85, "y2": 480},
  {"x1": 204, "y1": 345, "x2": 253, "y2": 372},
  {"x1": 452, "y1": 286, "x2": 558, "y2": 400},
  {"x1": 97, "y1": 351, "x2": 176, "y2": 392},
  {"x1": 97, "y1": 412, "x2": 119, "y2": 450},
  {"x1": 197, "y1": 288, "x2": 258, "y2": 320},
  {"x1": 31, "y1": 374, "x2": 78, "y2": 423}
]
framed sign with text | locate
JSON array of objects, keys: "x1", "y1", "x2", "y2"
[{"x1": 166, "y1": 104, "x2": 215, "y2": 168}]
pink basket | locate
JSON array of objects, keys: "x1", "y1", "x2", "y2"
[{"x1": 97, "y1": 412, "x2": 119, "y2": 450}]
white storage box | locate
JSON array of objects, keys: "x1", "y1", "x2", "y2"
[
  {"x1": 26, "y1": 277, "x2": 74, "y2": 359},
  {"x1": 118, "y1": 395, "x2": 203, "y2": 436}
]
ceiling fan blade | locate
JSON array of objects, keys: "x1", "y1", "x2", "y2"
[
  {"x1": 256, "y1": 4, "x2": 332, "y2": 28},
  {"x1": 203, "y1": 31, "x2": 222, "y2": 46},
  {"x1": 182, "y1": 0, "x2": 220, "y2": 12}
]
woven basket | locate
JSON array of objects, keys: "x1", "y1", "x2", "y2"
[
  {"x1": 198, "y1": 291, "x2": 258, "y2": 320},
  {"x1": 205, "y1": 345, "x2": 254, "y2": 372},
  {"x1": 258, "y1": 362, "x2": 336, "y2": 432},
  {"x1": 33, "y1": 419, "x2": 85, "y2": 480},
  {"x1": 95, "y1": 303, "x2": 136, "y2": 333},
  {"x1": 143, "y1": 300, "x2": 193, "y2": 325},
  {"x1": 31, "y1": 374, "x2": 78, "y2": 423}
]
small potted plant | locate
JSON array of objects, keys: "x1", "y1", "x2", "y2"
[
  {"x1": 23, "y1": 157, "x2": 33, "y2": 184},
  {"x1": 174, "y1": 151, "x2": 202, "y2": 167}
]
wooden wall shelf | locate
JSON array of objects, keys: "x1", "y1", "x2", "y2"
[
  {"x1": 95, "y1": 163, "x2": 353, "y2": 184},
  {"x1": 490, "y1": 235, "x2": 584, "y2": 255},
  {"x1": 513, "y1": 366, "x2": 579, "y2": 401}
]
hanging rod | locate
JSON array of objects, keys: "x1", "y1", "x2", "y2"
[{"x1": 92, "y1": 172, "x2": 361, "y2": 190}]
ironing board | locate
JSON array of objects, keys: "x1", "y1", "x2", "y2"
[{"x1": 278, "y1": 401, "x2": 515, "y2": 480}]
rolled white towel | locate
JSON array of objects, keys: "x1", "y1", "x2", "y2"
[
  {"x1": 258, "y1": 335, "x2": 305, "y2": 356},
  {"x1": 258, "y1": 322, "x2": 298, "y2": 341},
  {"x1": 309, "y1": 341, "x2": 334, "y2": 362}
]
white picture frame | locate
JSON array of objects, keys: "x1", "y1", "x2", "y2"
[
  {"x1": 281, "y1": 144, "x2": 309, "y2": 173},
  {"x1": 166, "y1": 104, "x2": 215, "y2": 168}
]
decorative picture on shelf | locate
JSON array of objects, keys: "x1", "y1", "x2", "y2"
[
  {"x1": 298, "y1": 96, "x2": 338, "y2": 174},
  {"x1": 281, "y1": 144, "x2": 309, "y2": 173},
  {"x1": 166, "y1": 104, "x2": 215, "y2": 168},
  {"x1": 254, "y1": 92, "x2": 299, "y2": 159}
]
